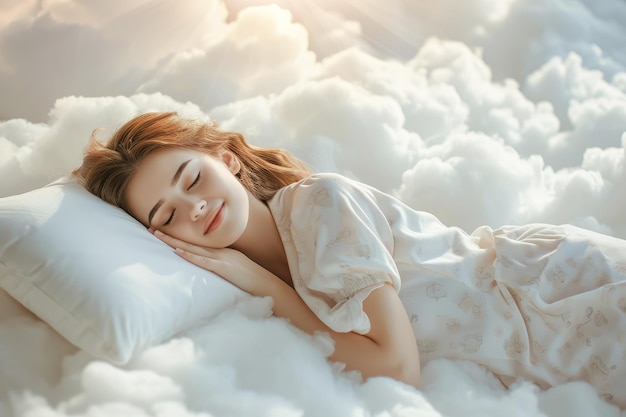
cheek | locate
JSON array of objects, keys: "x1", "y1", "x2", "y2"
[
  {"x1": 232, "y1": 183, "x2": 250, "y2": 213},
  {"x1": 124, "y1": 195, "x2": 147, "y2": 226},
  {"x1": 125, "y1": 178, "x2": 157, "y2": 227},
  {"x1": 168, "y1": 224, "x2": 198, "y2": 244}
]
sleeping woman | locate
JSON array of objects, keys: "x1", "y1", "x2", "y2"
[{"x1": 74, "y1": 111, "x2": 626, "y2": 408}]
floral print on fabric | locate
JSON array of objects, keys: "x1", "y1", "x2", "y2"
[{"x1": 269, "y1": 173, "x2": 626, "y2": 408}]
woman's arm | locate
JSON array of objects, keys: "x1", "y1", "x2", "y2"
[
  {"x1": 267, "y1": 274, "x2": 421, "y2": 387},
  {"x1": 163, "y1": 235, "x2": 421, "y2": 388}
]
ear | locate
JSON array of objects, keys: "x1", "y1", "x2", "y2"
[{"x1": 220, "y1": 150, "x2": 241, "y2": 175}]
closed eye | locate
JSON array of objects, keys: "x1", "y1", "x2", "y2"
[
  {"x1": 188, "y1": 172, "x2": 200, "y2": 190},
  {"x1": 164, "y1": 209, "x2": 175, "y2": 226}
]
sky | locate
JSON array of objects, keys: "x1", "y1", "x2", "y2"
[
  {"x1": 1, "y1": 0, "x2": 626, "y2": 241},
  {"x1": 2, "y1": 2, "x2": 626, "y2": 416}
]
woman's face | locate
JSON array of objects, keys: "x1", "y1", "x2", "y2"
[{"x1": 126, "y1": 147, "x2": 249, "y2": 248}]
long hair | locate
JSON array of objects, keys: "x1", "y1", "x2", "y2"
[{"x1": 73, "y1": 112, "x2": 312, "y2": 214}]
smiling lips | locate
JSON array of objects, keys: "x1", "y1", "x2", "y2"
[{"x1": 203, "y1": 202, "x2": 224, "y2": 235}]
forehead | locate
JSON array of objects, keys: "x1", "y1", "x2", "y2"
[
  {"x1": 126, "y1": 148, "x2": 199, "y2": 223},
  {"x1": 140, "y1": 147, "x2": 196, "y2": 172},
  {"x1": 135, "y1": 147, "x2": 198, "y2": 185}
]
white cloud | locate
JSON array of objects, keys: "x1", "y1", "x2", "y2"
[
  {"x1": 0, "y1": 94, "x2": 206, "y2": 197},
  {"x1": 397, "y1": 132, "x2": 549, "y2": 232},
  {"x1": 2, "y1": 294, "x2": 615, "y2": 416},
  {"x1": 546, "y1": 137, "x2": 626, "y2": 237},
  {"x1": 2, "y1": 1, "x2": 625, "y2": 238},
  {"x1": 410, "y1": 38, "x2": 562, "y2": 156},
  {"x1": 474, "y1": 0, "x2": 625, "y2": 81},
  {"x1": 223, "y1": 0, "x2": 626, "y2": 87},
  {"x1": 226, "y1": 0, "x2": 369, "y2": 59},
  {"x1": 0, "y1": 0, "x2": 226, "y2": 121},
  {"x1": 2, "y1": 1, "x2": 626, "y2": 416},
  {"x1": 138, "y1": 5, "x2": 316, "y2": 111},
  {"x1": 315, "y1": 47, "x2": 469, "y2": 142},
  {"x1": 525, "y1": 53, "x2": 626, "y2": 168},
  {"x1": 270, "y1": 77, "x2": 416, "y2": 191}
]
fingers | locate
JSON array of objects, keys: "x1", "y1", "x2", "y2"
[
  {"x1": 152, "y1": 229, "x2": 179, "y2": 246},
  {"x1": 174, "y1": 247, "x2": 211, "y2": 270},
  {"x1": 174, "y1": 247, "x2": 207, "y2": 267},
  {"x1": 149, "y1": 229, "x2": 233, "y2": 276},
  {"x1": 174, "y1": 247, "x2": 228, "y2": 280},
  {"x1": 152, "y1": 229, "x2": 204, "y2": 255}
]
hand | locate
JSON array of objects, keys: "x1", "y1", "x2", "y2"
[{"x1": 151, "y1": 229, "x2": 273, "y2": 296}]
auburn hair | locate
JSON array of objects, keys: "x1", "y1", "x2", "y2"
[{"x1": 73, "y1": 112, "x2": 312, "y2": 214}]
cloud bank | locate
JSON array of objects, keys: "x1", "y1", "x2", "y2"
[
  {"x1": 2, "y1": 1, "x2": 626, "y2": 416},
  {"x1": 2, "y1": 0, "x2": 625, "y2": 238}
]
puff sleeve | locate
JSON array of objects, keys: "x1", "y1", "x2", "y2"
[{"x1": 269, "y1": 174, "x2": 402, "y2": 334}]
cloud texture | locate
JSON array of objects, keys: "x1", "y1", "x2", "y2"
[
  {"x1": 1, "y1": 0, "x2": 626, "y2": 415},
  {"x1": 2, "y1": 0, "x2": 625, "y2": 237}
]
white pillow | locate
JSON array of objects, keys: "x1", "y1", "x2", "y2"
[{"x1": 0, "y1": 178, "x2": 246, "y2": 364}]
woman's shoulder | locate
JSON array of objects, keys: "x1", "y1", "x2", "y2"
[
  {"x1": 293, "y1": 172, "x2": 370, "y2": 193},
  {"x1": 271, "y1": 172, "x2": 370, "y2": 211}
]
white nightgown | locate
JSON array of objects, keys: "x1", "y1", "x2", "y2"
[{"x1": 267, "y1": 173, "x2": 626, "y2": 408}]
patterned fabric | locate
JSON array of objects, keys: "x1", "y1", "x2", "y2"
[{"x1": 268, "y1": 173, "x2": 626, "y2": 408}]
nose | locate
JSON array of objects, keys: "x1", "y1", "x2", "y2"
[{"x1": 191, "y1": 199, "x2": 207, "y2": 221}]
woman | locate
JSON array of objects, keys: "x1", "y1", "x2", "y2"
[{"x1": 75, "y1": 112, "x2": 626, "y2": 408}]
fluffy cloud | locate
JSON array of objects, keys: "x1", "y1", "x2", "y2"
[
  {"x1": 0, "y1": 93, "x2": 206, "y2": 196},
  {"x1": 525, "y1": 53, "x2": 626, "y2": 168},
  {"x1": 2, "y1": 0, "x2": 625, "y2": 237},
  {"x1": 397, "y1": 132, "x2": 549, "y2": 232},
  {"x1": 222, "y1": 0, "x2": 626, "y2": 86},
  {"x1": 0, "y1": 0, "x2": 226, "y2": 121},
  {"x1": 268, "y1": 77, "x2": 416, "y2": 191},
  {"x1": 138, "y1": 5, "x2": 315, "y2": 111},
  {"x1": 2, "y1": 1, "x2": 626, "y2": 416}
]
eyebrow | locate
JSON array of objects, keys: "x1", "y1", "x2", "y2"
[{"x1": 147, "y1": 159, "x2": 192, "y2": 226}]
